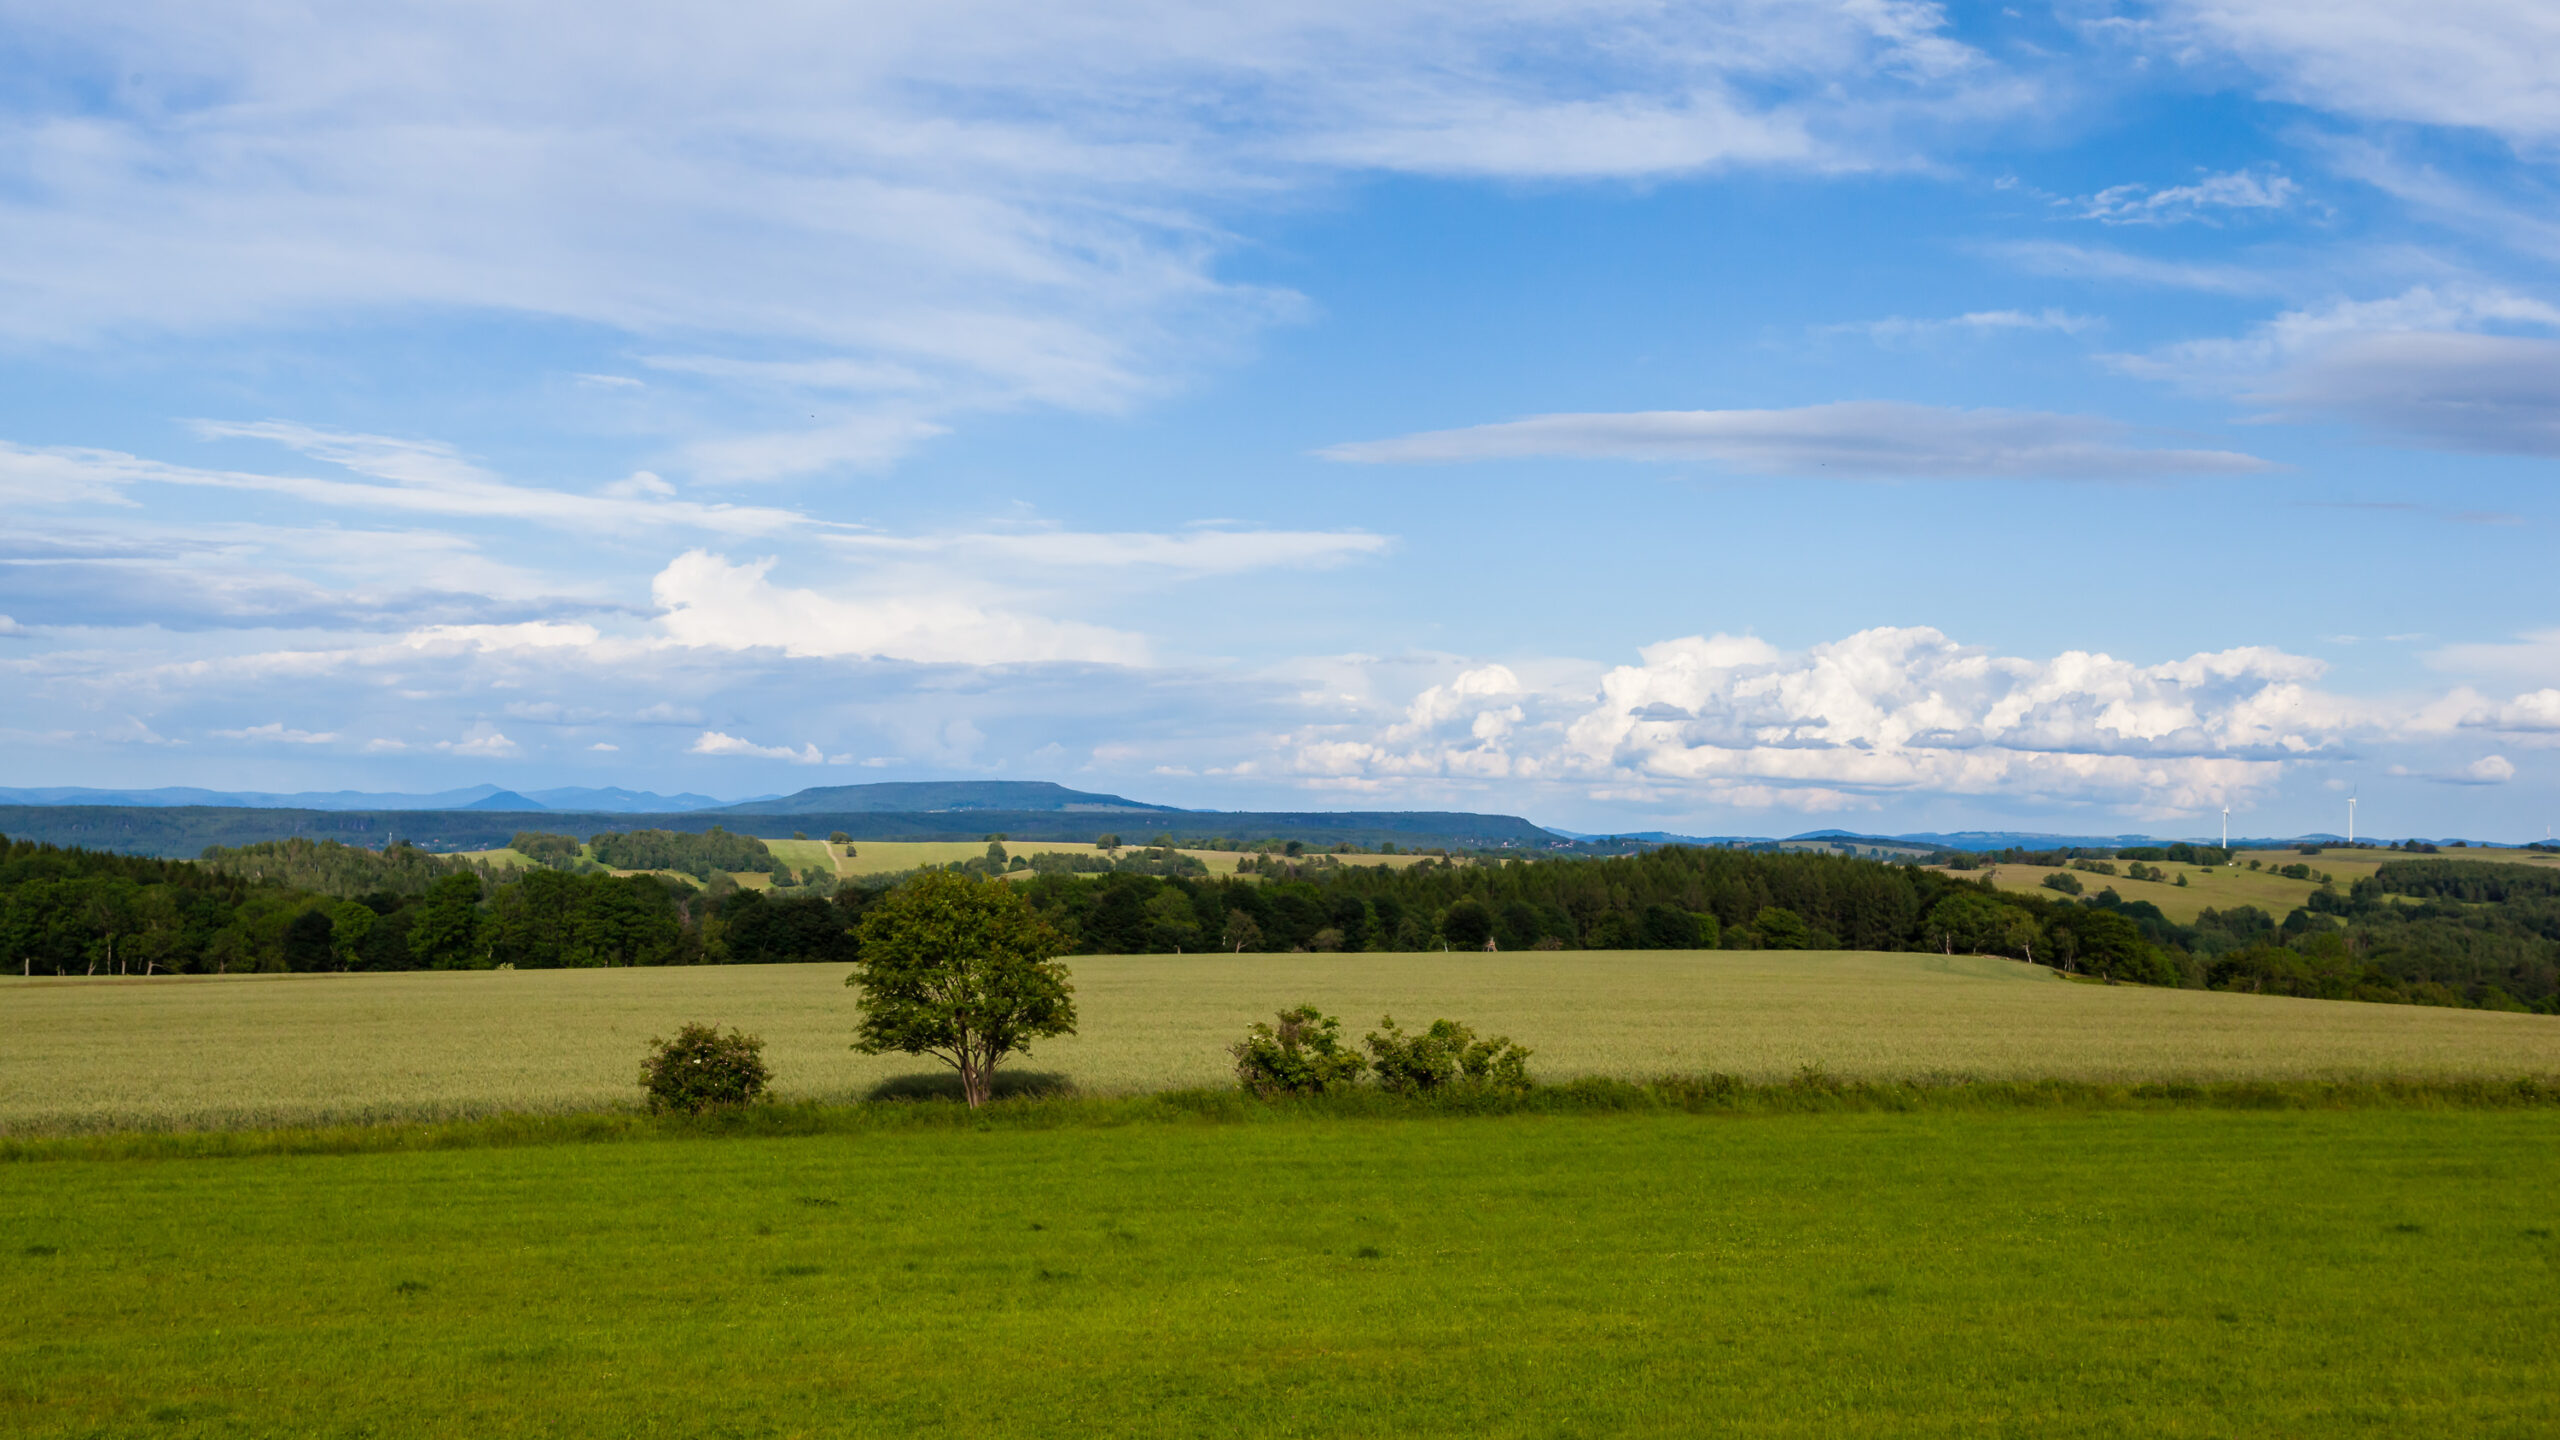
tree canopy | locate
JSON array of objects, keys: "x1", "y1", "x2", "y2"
[{"x1": 845, "y1": 871, "x2": 1076, "y2": 1107}]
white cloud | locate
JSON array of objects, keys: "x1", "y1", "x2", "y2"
[
  {"x1": 1987, "y1": 241, "x2": 2280, "y2": 295},
  {"x1": 1320, "y1": 401, "x2": 2273, "y2": 478},
  {"x1": 402, "y1": 622, "x2": 603, "y2": 654},
  {"x1": 589, "y1": 741, "x2": 620, "y2": 752},
  {"x1": 681, "y1": 413, "x2": 955, "y2": 482},
  {"x1": 830, "y1": 527, "x2": 1392, "y2": 577},
  {"x1": 1282, "y1": 626, "x2": 2354, "y2": 816},
  {"x1": 2255, "y1": 333, "x2": 2560, "y2": 454},
  {"x1": 690, "y1": 730, "x2": 824, "y2": 765},
  {"x1": 210, "y1": 721, "x2": 339, "y2": 744},
  {"x1": 0, "y1": 2, "x2": 2022, "y2": 471},
  {"x1": 2428, "y1": 630, "x2": 2560, "y2": 684},
  {"x1": 2159, "y1": 0, "x2": 2560, "y2": 144},
  {"x1": 1833, "y1": 309, "x2": 2101, "y2": 344},
  {"x1": 434, "y1": 725, "x2": 520, "y2": 758},
  {"x1": 0, "y1": 615, "x2": 25, "y2": 637},
  {"x1": 2466, "y1": 754, "x2": 2518, "y2": 783},
  {"x1": 0, "y1": 432, "x2": 819, "y2": 536},
  {"x1": 2114, "y1": 286, "x2": 2560, "y2": 454},
  {"x1": 651, "y1": 550, "x2": 1149, "y2": 666},
  {"x1": 2076, "y1": 169, "x2": 2300, "y2": 226}
]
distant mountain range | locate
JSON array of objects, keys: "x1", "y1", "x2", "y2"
[
  {"x1": 0, "y1": 779, "x2": 2516, "y2": 857},
  {"x1": 1552, "y1": 827, "x2": 2497, "y2": 852},
  {"x1": 0, "y1": 783, "x2": 743, "y2": 813}
]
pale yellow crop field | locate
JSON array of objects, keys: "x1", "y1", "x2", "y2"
[{"x1": 6, "y1": 951, "x2": 2554, "y2": 1133}]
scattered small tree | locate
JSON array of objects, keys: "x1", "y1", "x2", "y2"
[
  {"x1": 1231, "y1": 1005, "x2": 1367, "y2": 1097},
  {"x1": 1440, "y1": 898, "x2": 1494, "y2": 950},
  {"x1": 828, "y1": 831, "x2": 852, "y2": 845},
  {"x1": 1754, "y1": 905, "x2": 1813, "y2": 950},
  {"x1": 1222, "y1": 911, "x2": 1263, "y2": 952},
  {"x1": 640, "y1": 1023, "x2": 771, "y2": 1114},
  {"x1": 847, "y1": 872, "x2": 1076, "y2": 1108},
  {"x1": 2042, "y1": 870, "x2": 2084, "y2": 895},
  {"x1": 1364, "y1": 1016, "x2": 1532, "y2": 1094}
]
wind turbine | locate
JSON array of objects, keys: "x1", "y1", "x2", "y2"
[
  {"x1": 2348, "y1": 788, "x2": 2357, "y2": 846},
  {"x1": 2221, "y1": 804, "x2": 2230, "y2": 857}
]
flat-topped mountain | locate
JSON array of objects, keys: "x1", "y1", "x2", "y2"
[{"x1": 717, "y1": 781, "x2": 1182, "y2": 815}]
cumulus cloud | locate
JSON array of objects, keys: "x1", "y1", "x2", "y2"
[
  {"x1": 1320, "y1": 402, "x2": 2272, "y2": 478},
  {"x1": 434, "y1": 726, "x2": 520, "y2": 758},
  {"x1": 2464, "y1": 688, "x2": 2560, "y2": 732},
  {"x1": 690, "y1": 731, "x2": 824, "y2": 765},
  {"x1": 2392, "y1": 753, "x2": 2520, "y2": 784},
  {"x1": 1282, "y1": 626, "x2": 2355, "y2": 815},
  {"x1": 2465, "y1": 754, "x2": 2518, "y2": 783}
]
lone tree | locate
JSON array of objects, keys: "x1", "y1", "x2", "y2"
[{"x1": 847, "y1": 872, "x2": 1076, "y2": 1107}]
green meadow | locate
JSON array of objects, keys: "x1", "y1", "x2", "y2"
[
  {"x1": 9, "y1": 952, "x2": 2557, "y2": 1436},
  {"x1": 6, "y1": 1107, "x2": 2557, "y2": 1438}
]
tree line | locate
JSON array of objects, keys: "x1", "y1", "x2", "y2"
[{"x1": 6, "y1": 833, "x2": 2554, "y2": 1011}]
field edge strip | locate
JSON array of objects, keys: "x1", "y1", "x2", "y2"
[{"x1": 7, "y1": 1073, "x2": 2560, "y2": 1162}]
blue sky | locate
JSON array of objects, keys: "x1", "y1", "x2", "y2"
[{"x1": 4, "y1": 0, "x2": 2558, "y2": 838}]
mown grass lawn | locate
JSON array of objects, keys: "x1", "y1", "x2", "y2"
[{"x1": 6, "y1": 1106, "x2": 2554, "y2": 1438}]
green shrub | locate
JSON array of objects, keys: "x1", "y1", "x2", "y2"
[
  {"x1": 1364, "y1": 1016, "x2": 1532, "y2": 1095},
  {"x1": 639, "y1": 1023, "x2": 772, "y2": 1114},
  {"x1": 1232, "y1": 1005, "x2": 1367, "y2": 1097},
  {"x1": 2042, "y1": 871, "x2": 2084, "y2": 895}
]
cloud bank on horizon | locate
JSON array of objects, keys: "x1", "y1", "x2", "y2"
[{"x1": 1, "y1": 0, "x2": 2556, "y2": 837}]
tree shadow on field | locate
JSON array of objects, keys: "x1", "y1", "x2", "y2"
[{"x1": 865, "y1": 1070, "x2": 1077, "y2": 1103}]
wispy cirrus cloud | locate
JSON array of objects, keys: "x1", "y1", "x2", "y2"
[
  {"x1": 2155, "y1": 0, "x2": 2560, "y2": 145},
  {"x1": 1823, "y1": 308, "x2": 2101, "y2": 345},
  {"x1": 0, "y1": 2, "x2": 2028, "y2": 479},
  {"x1": 1319, "y1": 402, "x2": 2272, "y2": 478},
  {"x1": 0, "y1": 430, "x2": 818, "y2": 536},
  {"x1": 2075, "y1": 168, "x2": 2302, "y2": 226}
]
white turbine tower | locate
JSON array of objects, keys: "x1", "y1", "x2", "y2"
[
  {"x1": 2348, "y1": 789, "x2": 2357, "y2": 846},
  {"x1": 2221, "y1": 805, "x2": 2230, "y2": 855}
]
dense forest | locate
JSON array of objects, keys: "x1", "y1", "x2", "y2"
[{"x1": 4, "y1": 835, "x2": 2554, "y2": 1013}]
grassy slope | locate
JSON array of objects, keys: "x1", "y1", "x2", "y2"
[
  {"x1": 7, "y1": 953, "x2": 2556, "y2": 1132},
  {"x1": 5, "y1": 1109, "x2": 2554, "y2": 1437},
  {"x1": 1929, "y1": 847, "x2": 2560, "y2": 925}
]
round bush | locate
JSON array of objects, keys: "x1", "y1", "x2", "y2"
[{"x1": 639, "y1": 1023, "x2": 772, "y2": 1114}]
